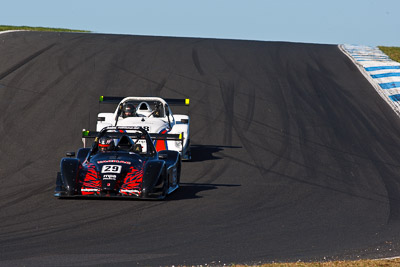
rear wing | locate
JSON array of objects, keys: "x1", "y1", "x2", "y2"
[
  {"x1": 99, "y1": 96, "x2": 190, "y2": 106},
  {"x1": 81, "y1": 129, "x2": 184, "y2": 148}
]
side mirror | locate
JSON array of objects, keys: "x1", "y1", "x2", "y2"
[{"x1": 66, "y1": 152, "x2": 75, "y2": 157}]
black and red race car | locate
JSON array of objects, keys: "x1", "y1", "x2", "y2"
[{"x1": 54, "y1": 126, "x2": 181, "y2": 199}]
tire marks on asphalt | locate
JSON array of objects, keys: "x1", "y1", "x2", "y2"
[
  {"x1": 192, "y1": 48, "x2": 204, "y2": 76},
  {"x1": 0, "y1": 43, "x2": 56, "y2": 81}
]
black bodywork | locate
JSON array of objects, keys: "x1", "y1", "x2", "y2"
[{"x1": 55, "y1": 127, "x2": 181, "y2": 199}]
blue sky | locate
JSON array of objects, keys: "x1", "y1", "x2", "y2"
[{"x1": 2, "y1": 0, "x2": 399, "y2": 46}]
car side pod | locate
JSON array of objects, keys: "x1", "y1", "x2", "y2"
[
  {"x1": 158, "y1": 150, "x2": 180, "y2": 167},
  {"x1": 60, "y1": 158, "x2": 80, "y2": 196},
  {"x1": 141, "y1": 160, "x2": 166, "y2": 199},
  {"x1": 158, "y1": 150, "x2": 181, "y2": 192}
]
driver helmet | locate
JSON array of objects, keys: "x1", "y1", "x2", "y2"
[
  {"x1": 122, "y1": 102, "x2": 136, "y2": 118},
  {"x1": 98, "y1": 137, "x2": 115, "y2": 152}
]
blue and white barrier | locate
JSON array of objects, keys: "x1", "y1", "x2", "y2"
[{"x1": 340, "y1": 44, "x2": 400, "y2": 115}]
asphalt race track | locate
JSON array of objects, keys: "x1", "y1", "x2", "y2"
[{"x1": 1, "y1": 31, "x2": 400, "y2": 266}]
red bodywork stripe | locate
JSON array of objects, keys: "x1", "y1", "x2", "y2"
[
  {"x1": 120, "y1": 163, "x2": 145, "y2": 196},
  {"x1": 155, "y1": 129, "x2": 168, "y2": 151},
  {"x1": 81, "y1": 163, "x2": 100, "y2": 195}
]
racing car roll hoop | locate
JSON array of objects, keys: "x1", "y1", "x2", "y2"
[
  {"x1": 96, "y1": 96, "x2": 191, "y2": 160},
  {"x1": 54, "y1": 126, "x2": 181, "y2": 199}
]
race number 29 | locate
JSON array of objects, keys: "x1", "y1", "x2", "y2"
[{"x1": 101, "y1": 165, "x2": 122, "y2": 173}]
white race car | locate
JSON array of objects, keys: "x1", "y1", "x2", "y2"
[{"x1": 96, "y1": 96, "x2": 191, "y2": 160}]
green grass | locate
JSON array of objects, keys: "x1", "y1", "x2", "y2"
[
  {"x1": 233, "y1": 258, "x2": 400, "y2": 266},
  {"x1": 379, "y1": 46, "x2": 400, "y2": 63},
  {"x1": 0, "y1": 25, "x2": 90, "y2": 33}
]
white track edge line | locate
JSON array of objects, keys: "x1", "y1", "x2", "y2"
[{"x1": 338, "y1": 44, "x2": 400, "y2": 118}]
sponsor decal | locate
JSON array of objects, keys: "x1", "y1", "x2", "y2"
[
  {"x1": 81, "y1": 188, "x2": 99, "y2": 192},
  {"x1": 97, "y1": 160, "x2": 131, "y2": 165},
  {"x1": 103, "y1": 174, "x2": 117, "y2": 180},
  {"x1": 120, "y1": 189, "x2": 141, "y2": 196}
]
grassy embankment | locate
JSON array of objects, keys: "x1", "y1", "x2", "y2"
[
  {"x1": 379, "y1": 46, "x2": 400, "y2": 63},
  {"x1": 0, "y1": 25, "x2": 89, "y2": 33},
  {"x1": 242, "y1": 258, "x2": 400, "y2": 266}
]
